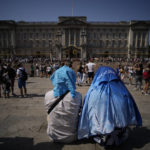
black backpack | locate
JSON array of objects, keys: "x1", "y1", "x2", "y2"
[{"x1": 19, "y1": 69, "x2": 28, "y2": 81}]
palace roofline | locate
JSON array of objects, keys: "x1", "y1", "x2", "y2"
[{"x1": 0, "y1": 17, "x2": 150, "y2": 26}]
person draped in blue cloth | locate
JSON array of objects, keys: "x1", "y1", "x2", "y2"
[
  {"x1": 44, "y1": 64, "x2": 82, "y2": 143},
  {"x1": 78, "y1": 66, "x2": 142, "y2": 146}
]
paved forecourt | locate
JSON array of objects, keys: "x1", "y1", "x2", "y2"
[{"x1": 0, "y1": 77, "x2": 150, "y2": 150}]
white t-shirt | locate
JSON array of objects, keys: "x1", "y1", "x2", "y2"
[
  {"x1": 46, "y1": 66, "x2": 51, "y2": 72},
  {"x1": 86, "y1": 62, "x2": 96, "y2": 72},
  {"x1": 16, "y1": 67, "x2": 26, "y2": 78}
]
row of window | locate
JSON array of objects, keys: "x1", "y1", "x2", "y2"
[
  {"x1": 16, "y1": 40, "x2": 52, "y2": 48},
  {"x1": 88, "y1": 40, "x2": 128, "y2": 48},
  {"x1": 88, "y1": 29, "x2": 128, "y2": 33},
  {"x1": 17, "y1": 28, "x2": 56, "y2": 32},
  {"x1": 16, "y1": 28, "x2": 128, "y2": 33},
  {"x1": 16, "y1": 32, "x2": 55, "y2": 40},
  {"x1": 14, "y1": 40, "x2": 128, "y2": 48},
  {"x1": 0, "y1": 31, "x2": 128, "y2": 40},
  {"x1": 88, "y1": 32, "x2": 128, "y2": 39}
]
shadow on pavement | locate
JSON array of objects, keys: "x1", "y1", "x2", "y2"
[
  {"x1": 0, "y1": 137, "x2": 63, "y2": 150},
  {"x1": 4, "y1": 94, "x2": 45, "y2": 99},
  {"x1": 104, "y1": 127, "x2": 150, "y2": 150},
  {"x1": 27, "y1": 94, "x2": 45, "y2": 98},
  {"x1": 0, "y1": 127, "x2": 150, "y2": 150},
  {"x1": 26, "y1": 81, "x2": 35, "y2": 84}
]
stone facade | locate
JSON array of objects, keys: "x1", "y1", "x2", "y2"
[{"x1": 0, "y1": 17, "x2": 150, "y2": 60}]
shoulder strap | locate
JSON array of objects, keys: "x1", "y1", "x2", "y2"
[
  {"x1": 47, "y1": 91, "x2": 69, "y2": 115},
  {"x1": 19, "y1": 68, "x2": 24, "y2": 72}
]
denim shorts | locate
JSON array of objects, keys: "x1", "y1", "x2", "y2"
[{"x1": 18, "y1": 79, "x2": 26, "y2": 89}]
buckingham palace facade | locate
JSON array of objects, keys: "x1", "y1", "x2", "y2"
[{"x1": 0, "y1": 16, "x2": 150, "y2": 60}]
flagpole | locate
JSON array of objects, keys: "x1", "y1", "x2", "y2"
[{"x1": 72, "y1": 0, "x2": 74, "y2": 16}]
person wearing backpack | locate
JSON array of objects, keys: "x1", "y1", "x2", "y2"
[{"x1": 16, "y1": 63, "x2": 28, "y2": 98}]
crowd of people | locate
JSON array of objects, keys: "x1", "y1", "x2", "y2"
[
  {"x1": 76, "y1": 59, "x2": 150, "y2": 96},
  {"x1": 116, "y1": 62, "x2": 150, "y2": 95},
  {"x1": 0, "y1": 56, "x2": 150, "y2": 98}
]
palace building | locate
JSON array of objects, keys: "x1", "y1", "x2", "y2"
[{"x1": 0, "y1": 16, "x2": 150, "y2": 60}]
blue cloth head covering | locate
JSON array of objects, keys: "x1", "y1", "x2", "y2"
[
  {"x1": 78, "y1": 66, "x2": 142, "y2": 140},
  {"x1": 50, "y1": 65, "x2": 76, "y2": 98},
  {"x1": 91, "y1": 66, "x2": 119, "y2": 88}
]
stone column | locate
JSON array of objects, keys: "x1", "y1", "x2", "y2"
[
  {"x1": 62, "y1": 29, "x2": 65, "y2": 47},
  {"x1": 81, "y1": 45, "x2": 87, "y2": 60},
  {"x1": 134, "y1": 32, "x2": 138, "y2": 58},
  {"x1": 140, "y1": 32, "x2": 143, "y2": 48},
  {"x1": 128, "y1": 27, "x2": 133, "y2": 58},
  {"x1": 145, "y1": 31, "x2": 149, "y2": 48},
  {"x1": 81, "y1": 47, "x2": 83, "y2": 59},
  {"x1": 80, "y1": 29, "x2": 82, "y2": 45},
  {"x1": 10, "y1": 30, "x2": 16, "y2": 55},
  {"x1": 135, "y1": 33, "x2": 138, "y2": 48},
  {"x1": 56, "y1": 46, "x2": 62, "y2": 61},
  {"x1": 83, "y1": 47, "x2": 87, "y2": 59},
  {"x1": 58, "y1": 47, "x2": 62, "y2": 61},
  {"x1": 69, "y1": 29, "x2": 70, "y2": 46}
]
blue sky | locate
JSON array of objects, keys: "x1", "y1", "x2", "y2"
[{"x1": 0, "y1": 0, "x2": 150, "y2": 22}]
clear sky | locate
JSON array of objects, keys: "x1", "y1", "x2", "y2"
[{"x1": 0, "y1": 0, "x2": 150, "y2": 22}]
